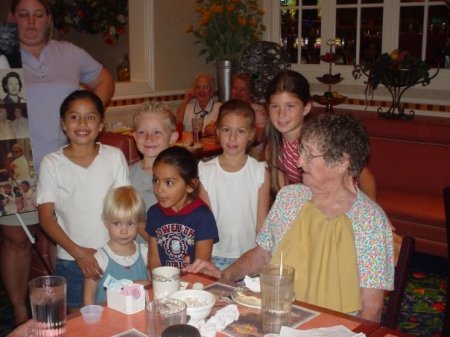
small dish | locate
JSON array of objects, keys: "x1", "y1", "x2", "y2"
[
  {"x1": 169, "y1": 289, "x2": 216, "y2": 320},
  {"x1": 231, "y1": 286, "x2": 261, "y2": 309},
  {"x1": 80, "y1": 304, "x2": 104, "y2": 323}
]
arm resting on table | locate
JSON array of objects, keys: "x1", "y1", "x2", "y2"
[
  {"x1": 360, "y1": 287, "x2": 384, "y2": 322},
  {"x1": 222, "y1": 245, "x2": 271, "y2": 281}
]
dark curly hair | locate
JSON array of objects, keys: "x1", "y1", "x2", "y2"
[
  {"x1": 2, "y1": 72, "x2": 22, "y2": 94},
  {"x1": 300, "y1": 113, "x2": 369, "y2": 177}
]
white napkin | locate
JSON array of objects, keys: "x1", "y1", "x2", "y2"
[
  {"x1": 280, "y1": 325, "x2": 366, "y2": 337},
  {"x1": 244, "y1": 275, "x2": 261, "y2": 292},
  {"x1": 188, "y1": 304, "x2": 239, "y2": 337}
]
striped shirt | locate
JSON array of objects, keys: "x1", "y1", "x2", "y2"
[{"x1": 279, "y1": 138, "x2": 301, "y2": 184}]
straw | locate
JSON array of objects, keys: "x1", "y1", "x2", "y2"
[{"x1": 280, "y1": 251, "x2": 283, "y2": 275}]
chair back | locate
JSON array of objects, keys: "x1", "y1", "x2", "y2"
[
  {"x1": 238, "y1": 41, "x2": 290, "y2": 102},
  {"x1": 383, "y1": 233, "x2": 415, "y2": 328},
  {"x1": 442, "y1": 187, "x2": 450, "y2": 337}
]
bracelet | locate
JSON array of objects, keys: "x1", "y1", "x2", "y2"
[{"x1": 75, "y1": 247, "x2": 85, "y2": 260}]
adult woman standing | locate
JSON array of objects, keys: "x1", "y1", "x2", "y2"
[
  {"x1": 186, "y1": 113, "x2": 394, "y2": 322},
  {"x1": 0, "y1": 0, "x2": 114, "y2": 325}
]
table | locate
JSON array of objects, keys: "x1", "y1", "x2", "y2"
[
  {"x1": 176, "y1": 132, "x2": 222, "y2": 159},
  {"x1": 65, "y1": 273, "x2": 380, "y2": 337}
]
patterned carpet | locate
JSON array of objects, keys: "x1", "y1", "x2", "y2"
[{"x1": 0, "y1": 252, "x2": 447, "y2": 337}]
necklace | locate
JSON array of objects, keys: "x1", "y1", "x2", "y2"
[{"x1": 194, "y1": 102, "x2": 215, "y2": 118}]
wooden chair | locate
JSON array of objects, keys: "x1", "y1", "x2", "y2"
[
  {"x1": 442, "y1": 186, "x2": 450, "y2": 337},
  {"x1": 382, "y1": 233, "x2": 415, "y2": 328}
]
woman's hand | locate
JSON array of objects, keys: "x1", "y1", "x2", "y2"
[
  {"x1": 184, "y1": 88, "x2": 195, "y2": 102},
  {"x1": 203, "y1": 122, "x2": 217, "y2": 137},
  {"x1": 76, "y1": 247, "x2": 103, "y2": 280},
  {"x1": 183, "y1": 259, "x2": 222, "y2": 279}
]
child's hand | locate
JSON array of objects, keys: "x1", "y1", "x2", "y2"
[
  {"x1": 76, "y1": 247, "x2": 103, "y2": 280},
  {"x1": 183, "y1": 259, "x2": 222, "y2": 279}
]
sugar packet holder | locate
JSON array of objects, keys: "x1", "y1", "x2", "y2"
[{"x1": 104, "y1": 275, "x2": 145, "y2": 314}]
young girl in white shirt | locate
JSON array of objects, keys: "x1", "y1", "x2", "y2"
[
  {"x1": 37, "y1": 90, "x2": 129, "y2": 309},
  {"x1": 198, "y1": 99, "x2": 271, "y2": 270}
]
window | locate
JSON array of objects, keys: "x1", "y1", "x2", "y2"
[
  {"x1": 278, "y1": 0, "x2": 448, "y2": 68},
  {"x1": 272, "y1": 0, "x2": 449, "y2": 104},
  {"x1": 114, "y1": 0, "x2": 154, "y2": 99},
  {"x1": 280, "y1": 0, "x2": 322, "y2": 64}
]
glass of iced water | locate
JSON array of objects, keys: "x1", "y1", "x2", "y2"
[
  {"x1": 29, "y1": 276, "x2": 67, "y2": 337},
  {"x1": 260, "y1": 264, "x2": 295, "y2": 334}
]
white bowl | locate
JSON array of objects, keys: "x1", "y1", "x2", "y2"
[
  {"x1": 169, "y1": 289, "x2": 216, "y2": 320},
  {"x1": 80, "y1": 304, "x2": 104, "y2": 323}
]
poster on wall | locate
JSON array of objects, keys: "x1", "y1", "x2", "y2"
[{"x1": 0, "y1": 23, "x2": 37, "y2": 217}]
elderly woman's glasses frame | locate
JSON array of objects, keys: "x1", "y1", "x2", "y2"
[{"x1": 298, "y1": 145, "x2": 324, "y2": 161}]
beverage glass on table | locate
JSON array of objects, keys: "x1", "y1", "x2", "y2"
[
  {"x1": 29, "y1": 275, "x2": 67, "y2": 337},
  {"x1": 191, "y1": 117, "x2": 204, "y2": 144},
  {"x1": 146, "y1": 298, "x2": 187, "y2": 337},
  {"x1": 260, "y1": 264, "x2": 295, "y2": 334},
  {"x1": 152, "y1": 266, "x2": 180, "y2": 299}
]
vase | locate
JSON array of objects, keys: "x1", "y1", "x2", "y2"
[{"x1": 215, "y1": 60, "x2": 236, "y2": 102}]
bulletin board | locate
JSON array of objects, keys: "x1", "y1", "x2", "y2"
[{"x1": 0, "y1": 23, "x2": 36, "y2": 217}]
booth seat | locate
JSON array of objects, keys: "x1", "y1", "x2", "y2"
[
  {"x1": 347, "y1": 110, "x2": 450, "y2": 258},
  {"x1": 97, "y1": 131, "x2": 140, "y2": 165}
]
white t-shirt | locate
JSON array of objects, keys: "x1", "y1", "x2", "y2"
[
  {"x1": 198, "y1": 156, "x2": 266, "y2": 258},
  {"x1": 37, "y1": 144, "x2": 130, "y2": 260}
]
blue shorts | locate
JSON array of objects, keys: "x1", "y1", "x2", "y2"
[
  {"x1": 55, "y1": 258, "x2": 83, "y2": 308},
  {"x1": 212, "y1": 256, "x2": 236, "y2": 271}
]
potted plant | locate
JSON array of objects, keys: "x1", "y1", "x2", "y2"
[
  {"x1": 186, "y1": 0, "x2": 265, "y2": 101},
  {"x1": 352, "y1": 49, "x2": 439, "y2": 119},
  {"x1": 187, "y1": 0, "x2": 265, "y2": 63}
]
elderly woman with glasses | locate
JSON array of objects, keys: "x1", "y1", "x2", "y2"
[{"x1": 185, "y1": 113, "x2": 394, "y2": 322}]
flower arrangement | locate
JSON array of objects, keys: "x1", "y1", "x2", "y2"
[
  {"x1": 187, "y1": 0, "x2": 266, "y2": 63},
  {"x1": 352, "y1": 49, "x2": 433, "y2": 96},
  {"x1": 50, "y1": 0, "x2": 128, "y2": 45}
]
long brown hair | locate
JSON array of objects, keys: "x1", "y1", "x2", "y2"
[{"x1": 263, "y1": 70, "x2": 311, "y2": 195}]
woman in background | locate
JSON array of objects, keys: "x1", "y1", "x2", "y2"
[
  {"x1": 1, "y1": 0, "x2": 114, "y2": 325},
  {"x1": 176, "y1": 73, "x2": 221, "y2": 137}
]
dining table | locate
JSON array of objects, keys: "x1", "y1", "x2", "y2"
[
  {"x1": 174, "y1": 132, "x2": 222, "y2": 159},
  {"x1": 62, "y1": 272, "x2": 393, "y2": 337}
]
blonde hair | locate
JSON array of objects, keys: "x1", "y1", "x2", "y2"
[
  {"x1": 102, "y1": 186, "x2": 146, "y2": 225},
  {"x1": 132, "y1": 101, "x2": 177, "y2": 132}
]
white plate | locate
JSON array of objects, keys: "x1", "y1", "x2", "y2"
[
  {"x1": 231, "y1": 287, "x2": 296, "y2": 309},
  {"x1": 231, "y1": 286, "x2": 261, "y2": 309}
]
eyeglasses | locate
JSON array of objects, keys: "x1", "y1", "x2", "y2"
[{"x1": 298, "y1": 145, "x2": 324, "y2": 161}]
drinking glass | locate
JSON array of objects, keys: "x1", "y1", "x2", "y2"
[
  {"x1": 260, "y1": 264, "x2": 295, "y2": 334},
  {"x1": 146, "y1": 298, "x2": 187, "y2": 337},
  {"x1": 191, "y1": 117, "x2": 204, "y2": 143},
  {"x1": 29, "y1": 276, "x2": 67, "y2": 337}
]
